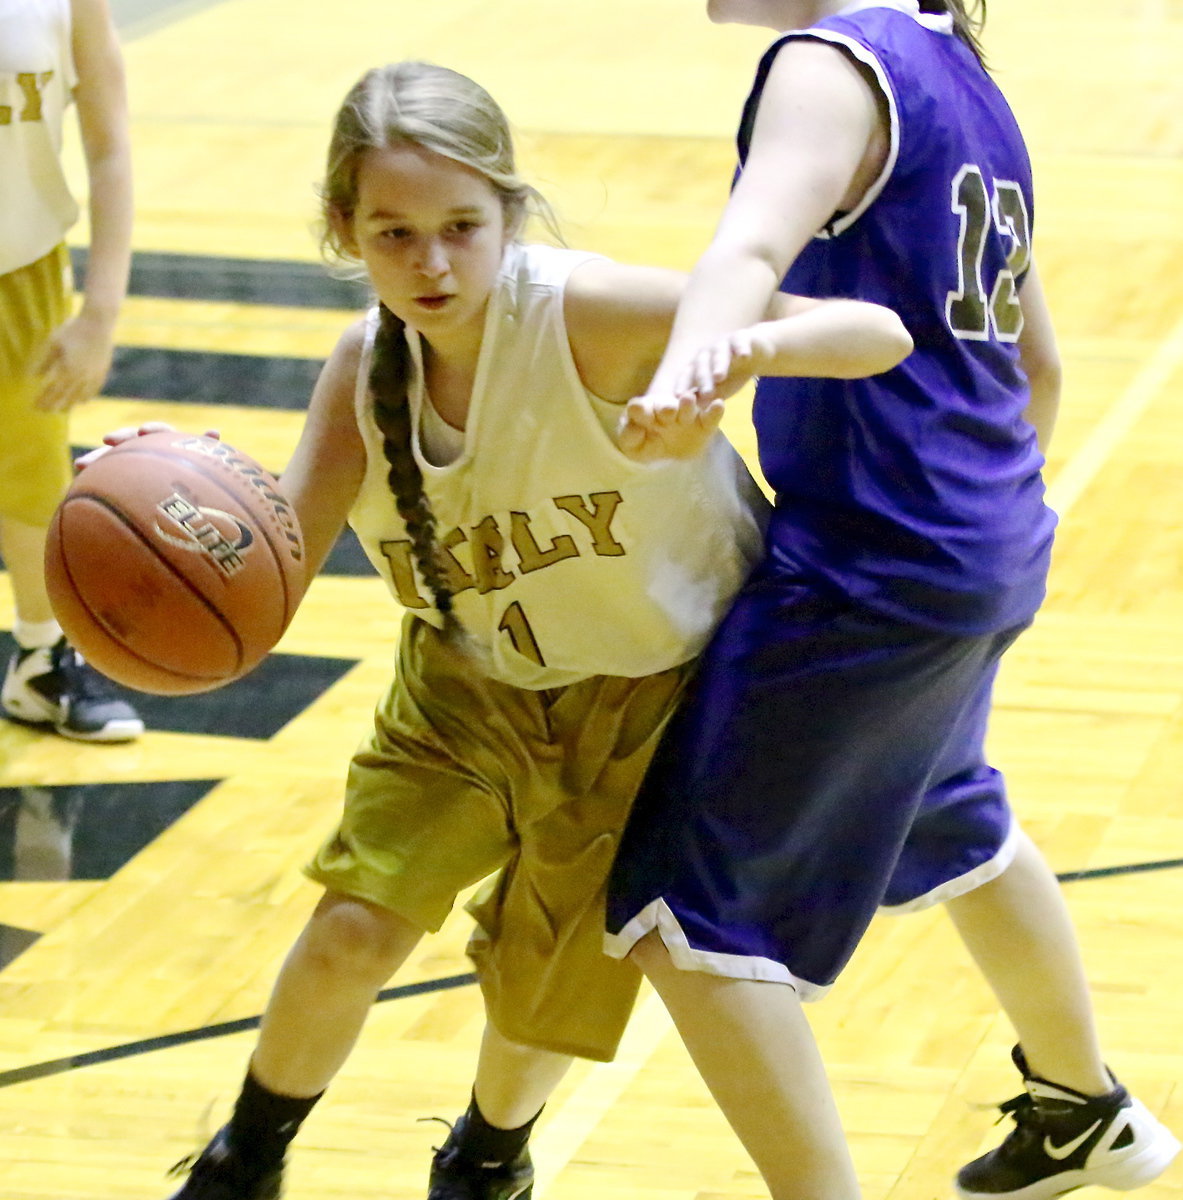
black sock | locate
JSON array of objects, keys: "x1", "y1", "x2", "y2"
[
  {"x1": 452, "y1": 1092, "x2": 542, "y2": 1167},
  {"x1": 224, "y1": 1069, "x2": 324, "y2": 1162}
]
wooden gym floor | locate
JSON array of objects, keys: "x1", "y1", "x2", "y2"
[{"x1": 1, "y1": 1, "x2": 1181, "y2": 1197}]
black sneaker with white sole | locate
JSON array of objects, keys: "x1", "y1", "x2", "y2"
[
  {"x1": 956, "y1": 1046, "x2": 1181, "y2": 1200},
  {"x1": 1, "y1": 637, "x2": 143, "y2": 743},
  {"x1": 428, "y1": 1115, "x2": 535, "y2": 1200}
]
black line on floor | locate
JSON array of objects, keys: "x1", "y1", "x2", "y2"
[
  {"x1": 72, "y1": 248, "x2": 370, "y2": 310},
  {"x1": 104, "y1": 345, "x2": 324, "y2": 408},
  {"x1": 1057, "y1": 857, "x2": 1183, "y2": 884},
  {"x1": 2, "y1": 859, "x2": 1180, "y2": 1090},
  {"x1": 0, "y1": 972, "x2": 476, "y2": 1090}
]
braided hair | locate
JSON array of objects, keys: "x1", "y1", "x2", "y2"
[
  {"x1": 368, "y1": 301, "x2": 455, "y2": 614},
  {"x1": 317, "y1": 61, "x2": 557, "y2": 620}
]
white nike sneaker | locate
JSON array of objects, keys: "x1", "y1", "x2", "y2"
[{"x1": 956, "y1": 1046, "x2": 1181, "y2": 1200}]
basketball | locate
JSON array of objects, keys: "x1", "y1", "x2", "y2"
[{"x1": 45, "y1": 431, "x2": 306, "y2": 695}]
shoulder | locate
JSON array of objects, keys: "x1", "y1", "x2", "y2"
[
  {"x1": 68, "y1": 0, "x2": 124, "y2": 94},
  {"x1": 331, "y1": 315, "x2": 370, "y2": 374},
  {"x1": 563, "y1": 259, "x2": 687, "y2": 403},
  {"x1": 337, "y1": 312, "x2": 371, "y2": 355},
  {"x1": 763, "y1": 8, "x2": 988, "y2": 112},
  {"x1": 751, "y1": 7, "x2": 961, "y2": 116},
  {"x1": 68, "y1": 0, "x2": 118, "y2": 47},
  {"x1": 564, "y1": 258, "x2": 686, "y2": 329},
  {"x1": 761, "y1": 32, "x2": 885, "y2": 109},
  {"x1": 312, "y1": 316, "x2": 370, "y2": 408},
  {"x1": 736, "y1": 30, "x2": 888, "y2": 171},
  {"x1": 499, "y1": 241, "x2": 595, "y2": 292}
]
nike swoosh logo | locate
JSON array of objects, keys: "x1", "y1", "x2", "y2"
[{"x1": 1044, "y1": 1120, "x2": 1103, "y2": 1161}]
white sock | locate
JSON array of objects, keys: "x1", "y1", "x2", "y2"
[{"x1": 13, "y1": 618, "x2": 62, "y2": 651}]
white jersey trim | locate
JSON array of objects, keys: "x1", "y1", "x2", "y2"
[
  {"x1": 834, "y1": 0, "x2": 954, "y2": 32},
  {"x1": 774, "y1": 3, "x2": 952, "y2": 239},
  {"x1": 779, "y1": 27, "x2": 901, "y2": 239},
  {"x1": 603, "y1": 897, "x2": 831, "y2": 1002}
]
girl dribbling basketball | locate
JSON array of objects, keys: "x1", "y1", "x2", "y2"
[{"x1": 114, "y1": 60, "x2": 914, "y2": 1200}]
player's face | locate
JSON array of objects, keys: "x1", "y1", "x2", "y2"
[{"x1": 349, "y1": 143, "x2": 509, "y2": 347}]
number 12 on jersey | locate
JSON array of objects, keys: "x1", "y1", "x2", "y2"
[{"x1": 946, "y1": 163, "x2": 1031, "y2": 343}]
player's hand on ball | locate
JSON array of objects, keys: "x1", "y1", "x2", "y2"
[{"x1": 75, "y1": 422, "x2": 221, "y2": 470}]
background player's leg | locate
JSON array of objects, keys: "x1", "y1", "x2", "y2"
[
  {"x1": 945, "y1": 829, "x2": 1107, "y2": 1094},
  {"x1": 0, "y1": 516, "x2": 57, "y2": 626},
  {"x1": 631, "y1": 932, "x2": 861, "y2": 1200},
  {"x1": 0, "y1": 513, "x2": 143, "y2": 741},
  {"x1": 948, "y1": 831, "x2": 1180, "y2": 1200}
]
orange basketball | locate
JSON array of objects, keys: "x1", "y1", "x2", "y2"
[{"x1": 45, "y1": 431, "x2": 306, "y2": 695}]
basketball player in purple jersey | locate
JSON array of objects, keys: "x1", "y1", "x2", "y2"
[{"x1": 606, "y1": 2, "x2": 1181, "y2": 1199}]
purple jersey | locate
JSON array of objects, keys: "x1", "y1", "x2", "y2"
[{"x1": 740, "y1": 3, "x2": 1056, "y2": 633}]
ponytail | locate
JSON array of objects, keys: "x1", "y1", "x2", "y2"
[{"x1": 368, "y1": 303, "x2": 455, "y2": 618}]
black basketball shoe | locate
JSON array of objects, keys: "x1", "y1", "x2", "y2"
[
  {"x1": 1, "y1": 637, "x2": 143, "y2": 742},
  {"x1": 427, "y1": 1115, "x2": 535, "y2": 1200},
  {"x1": 956, "y1": 1046, "x2": 1180, "y2": 1200},
  {"x1": 166, "y1": 1127, "x2": 284, "y2": 1200}
]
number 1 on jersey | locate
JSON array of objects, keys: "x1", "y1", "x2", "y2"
[{"x1": 499, "y1": 601, "x2": 546, "y2": 667}]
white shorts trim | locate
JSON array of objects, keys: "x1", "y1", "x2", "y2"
[
  {"x1": 603, "y1": 897, "x2": 831, "y2": 1002},
  {"x1": 878, "y1": 815, "x2": 1020, "y2": 915}
]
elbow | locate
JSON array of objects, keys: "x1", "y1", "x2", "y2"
[
  {"x1": 849, "y1": 310, "x2": 913, "y2": 378},
  {"x1": 883, "y1": 315, "x2": 914, "y2": 373}
]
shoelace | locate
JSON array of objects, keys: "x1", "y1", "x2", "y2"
[
  {"x1": 167, "y1": 1150, "x2": 200, "y2": 1179},
  {"x1": 996, "y1": 1093, "x2": 1030, "y2": 1125},
  {"x1": 422, "y1": 1115, "x2": 525, "y2": 1174},
  {"x1": 420, "y1": 1114, "x2": 456, "y2": 1154},
  {"x1": 165, "y1": 1138, "x2": 278, "y2": 1191},
  {"x1": 166, "y1": 1103, "x2": 220, "y2": 1180},
  {"x1": 52, "y1": 643, "x2": 118, "y2": 703},
  {"x1": 984, "y1": 1091, "x2": 1047, "y2": 1157},
  {"x1": 993, "y1": 1089, "x2": 1097, "y2": 1160}
]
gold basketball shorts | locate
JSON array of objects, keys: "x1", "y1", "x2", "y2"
[
  {"x1": 0, "y1": 244, "x2": 74, "y2": 526},
  {"x1": 305, "y1": 612, "x2": 692, "y2": 1062}
]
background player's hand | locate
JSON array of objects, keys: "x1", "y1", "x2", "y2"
[
  {"x1": 74, "y1": 422, "x2": 221, "y2": 470},
  {"x1": 32, "y1": 310, "x2": 118, "y2": 413},
  {"x1": 674, "y1": 326, "x2": 772, "y2": 405},
  {"x1": 617, "y1": 389, "x2": 724, "y2": 462}
]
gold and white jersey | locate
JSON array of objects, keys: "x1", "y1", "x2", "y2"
[
  {"x1": 349, "y1": 242, "x2": 769, "y2": 690},
  {"x1": 0, "y1": 0, "x2": 79, "y2": 276}
]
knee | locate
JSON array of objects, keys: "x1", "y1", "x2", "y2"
[{"x1": 301, "y1": 892, "x2": 420, "y2": 982}]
